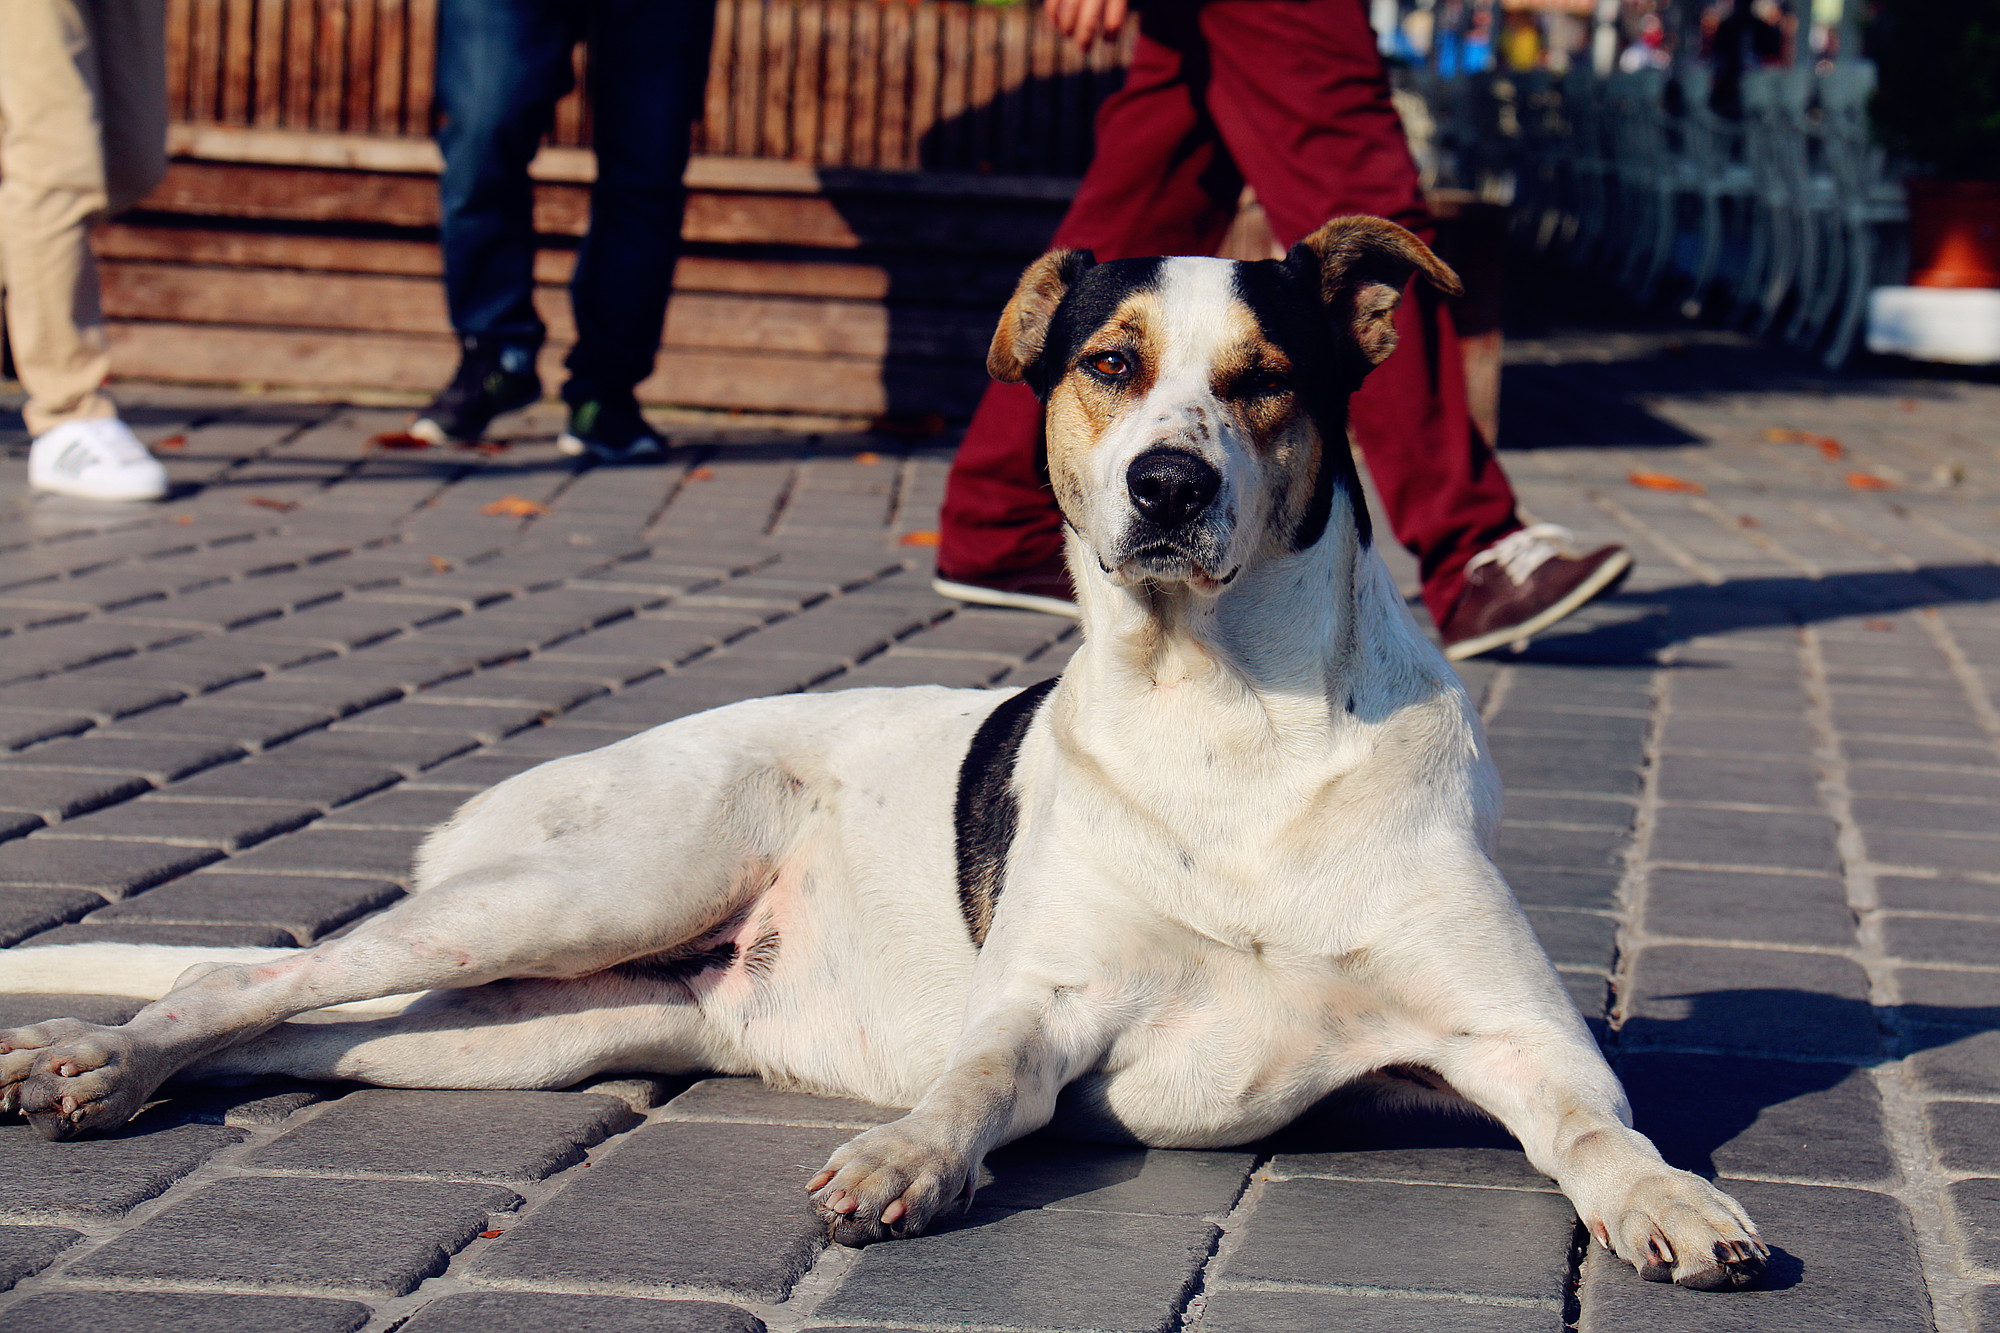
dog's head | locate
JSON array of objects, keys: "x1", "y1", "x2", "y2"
[{"x1": 989, "y1": 216, "x2": 1460, "y2": 595}]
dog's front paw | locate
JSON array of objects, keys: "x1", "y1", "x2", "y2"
[
  {"x1": 807, "y1": 1116, "x2": 973, "y2": 1246},
  {"x1": 1591, "y1": 1170, "x2": 1767, "y2": 1290},
  {"x1": 0, "y1": 1019, "x2": 153, "y2": 1140}
]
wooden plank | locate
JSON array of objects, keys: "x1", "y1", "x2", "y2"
[
  {"x1": 144, "y1": 160, "x2": 447, "y2": 227},
  {"x1": 222, "y1": 0, "x2": 257, "y2": 123},
  {"x1": 876, "y1": 2, "x2": 910, "y2": 169},
  {"x1": 908, "y1": 2, "x2": 941, "y2": 168},
  {"x1": 937, "y1": 2, "x2": 969, "y2": 170},
  {"x1": 166, "y1": 0, "x2": 194, "y2": 119},
  {"x1": 997, "y1": 6, "x2": 1029, "y2": 174},
  {"x1": 790, "y1": 0, "x2": 823, "y2": 163},
  {"x1": 373, "y1": 0, "x2": 406, "y2": 134},
  {"x1": 404, "y1": 0, "x2": 437, "y2": 135},
  {"x1": 817, "y1": 0, "x2": 851, "y2": 165},
  {"x1": 551, "y1": 45, "x2": 588, "y2": 147},
  {"x1": 731, "y1": 0, "x2": 764, "y2": 158},
  {"x1": 344, "y1": 0, "x2": 376, "y2": 131},
  {"x1": 283, "y1": 0, "x2": 316, "y2": 127},
  {"x1": 313, "y1": 0, "x2": 347, "y2": 131},
  {"x1": 105, "y1": 321, "x2": 984, "y2": 416},
  {"x1": 760, "y1": 0, "x2": 794, "y2": 158},
  {"x1": 186, "y1": 0, "x2": 224, "y2": 121},
  {"x1": 253, "y1": 0, "x2": 288, "y2": 126},
  {"x1": 95, "y1": 222, "x2": 1025, "y2": 303},
  {"x1": 848, "y1": 0, "x2": 880, "y2": 168},
  {"x1": 968, "y1": 5, "x2": 999, "y2": 171},
  {"x1": 698, "y1": 0, "x2": 736, "y2": 154}
]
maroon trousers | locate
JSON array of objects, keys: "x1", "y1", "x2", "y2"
[{"x1": 937, "y1": 0, "x2": 1520, "y2": 619}]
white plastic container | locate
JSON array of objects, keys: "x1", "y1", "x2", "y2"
[{"x1": 1867, "y1": 286, "x2": 2000, "y2": 365}]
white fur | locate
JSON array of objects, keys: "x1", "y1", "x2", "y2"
[{"x1": 0, "y1": 249, "x2": 1764, "y2": 1289}]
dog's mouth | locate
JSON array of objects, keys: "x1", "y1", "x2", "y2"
[{"x1": 1106, "y1": 542, "x2": 1238, "y2": 592}]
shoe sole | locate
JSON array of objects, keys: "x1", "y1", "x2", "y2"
[
  {"x1": 931, "y1": 576, "x2": 1080, "y2": 619},
  {"x1": 1442, "y1": 549, "x2": 1635, "y2": 661},
  {"x1": 557, "y1": 432, "x2": 663, "y2": 460}
]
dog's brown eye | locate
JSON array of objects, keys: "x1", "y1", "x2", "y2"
[
  {"x1": 1247, "y1": 370, "x2": 1290, "y2": 395},
  {"x1": 1089, "y1": 352, "x2": 1132, "y2": 380}
]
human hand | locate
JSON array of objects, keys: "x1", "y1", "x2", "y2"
[{"x1": 1045, "y1": 0, "x2": 1129, "y2": 48}]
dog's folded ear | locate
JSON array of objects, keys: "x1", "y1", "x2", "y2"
[
  {"x1": 1284, "y1": 217, "x2": 1462, "y2": 370},
  {"x1": 989, "y1": 249, "x2": 1096, "y2": 385}
]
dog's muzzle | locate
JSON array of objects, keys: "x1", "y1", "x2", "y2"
[{"x1": 1126, "y1": 449, "x2": 1220, "y2": 532}]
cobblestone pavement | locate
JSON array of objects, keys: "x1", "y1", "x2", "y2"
[{"x1": 1, "y1": 329, "x2": 1998, "y2": 1333}]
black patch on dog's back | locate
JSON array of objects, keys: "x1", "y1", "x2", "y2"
[
  {"x1": 954, "y1": 677, "x2": 1059, "y2": 945},
  {"x1": 616, "y1": 940, "x2": 738, "y2": 986},
  {"x1": 1232, "y1": 259, "x2": 1373, "y2": 552}
]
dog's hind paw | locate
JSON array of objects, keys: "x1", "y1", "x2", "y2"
[
  {"x1": 0, "y1": 1018, "x2": 155, "y2": 1141},
  {"x1": 1592, "y1": 1170, "x2": 1768, "y2": 1291},
  {"x1": 807, "y1": 1116, "x2": 974, "y2": 1246}
]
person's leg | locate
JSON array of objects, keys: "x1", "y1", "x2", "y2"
[
  {"x1": 1194, "y1": 0, "x2": 1520, "y2": 620},
  {"x1": 938, "y1": 9, "x2": 1242, "y2": 591},
  {"x1": 0, "y1": 0, "x2": 168, "y2": 501},
  {"x1": 563, "y1": 0, "x2": 714, "y2": 409},
  {"x1": 434, "y1": 0, "x2": 577, "y2": 351},
  {"x1": 0, "y1": 0, "x2": 118, "y2": 438}
]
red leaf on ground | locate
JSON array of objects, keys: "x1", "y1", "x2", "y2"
[
  {"x1": 247, "y1": 495, "x2": 299, "y2": 512},
  {"x1": 152, "y1": 434, "x2": 187, "y2": 451},
  {"x1": 370, "y1": 431, "x2": 433, "y2": 450},
  {"x1": 1865, "y1": 619, "x2": 1897, "y2": 632},
  {"x1": 1845, "y1": 471, "x2": 1898, "y2": 491},
  {"x1": 428, "y1": 555, "x2": 452, "y2": 573},
  {"x1": 688, "y1": 466, "x2": 716, "y2": 481},
  {"x1": 478, "y1": 1230, "x2": 503, "y2": 1239},
  {"x1": 480, "y1": 495, "x2": 549, "y2": 517},
  {"x1": 854, "y1": 451, "x2": 882, "y2": 466},
  {"x1": 1627, "y1": 470, "x2": 1706, "y2": 494},
  {"x1": 899, "y1": 530, "x2": 942, "y2": 547},
  {"x1": 1815, "y1": 437, "x2": 1845, "y2": 460}
]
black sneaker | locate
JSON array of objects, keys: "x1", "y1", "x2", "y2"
[
  {"x1": 409, "y1": 339, "x2": 542, "y2": 445},
  {"x1": 557, "y1": 396, "x2": 664, "y2": 461}
]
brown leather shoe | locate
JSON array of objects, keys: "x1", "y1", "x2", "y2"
[
  {"x1": 932, "y1": 559, "x2": 1079, "y2": 618},
  {"x1": 1438, "y1": 525, "x2": 1633, "y2": 661}
]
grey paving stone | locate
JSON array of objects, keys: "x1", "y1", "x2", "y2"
[
  {"x1": 418, "y1": 672, "x2": 609, "y2": 711},
  {"x1": 1499, "y1": 793, "x2": 1635, "y2": 826},
  {"x1": 37, "y1": 796, "x2": 317, "y2": 850},
  {"x1": 470, "y1": 1120, "x2": 848, "y2": 1302},
  {"x1": 67, "y1": 1175, "x2": 520, "y2": 1296},
  {"x1": 204, "y1": 674, "x2": 403, "y2": 717},
  {"x1": 1899, "y1": 967, "x2": 2000, "y2": 1031},
  {"x1": 1953, "y1": 1177, "x2": 2000, "y2": 1270},
  {"x1": 1971, "y1": 1286, "x2": 2000, "y2": 1333},
  {"x1": 97, "y1": 703, "x2": 333, "y2": 749},
  {"x1": 0, "y1": 1224, "x2": 80, "y2": 1292},
  {"x1": 1853, "y1": 796, "x2": 2000, "y2": 838},
  {"x1": 335, "y1": 698, "x2": 549, "y2": 742},
  {"x1": 1576, "y1": 1180, "x2": 1928, "y2": 1331},
  {"x1": 1885, "y1": 915, "x2": 2000, "y2": 967},
  {"x1": 1659, "y1": 712, "x2": 1814, "y2": 756},
  {"x1": 0, "y1": 838, "x2": 222, "y2": 898},
  {"x1": 0, "y1": 677, "x2": 182, "y2": 720},
  {"x1": 1485, "y1": 735, "x2": 1643, "y2": 796},
  {"x1": 1909, "y1": 1030, "x2": 2000, "y2": 1096},
  {"x1": 0, "y1": 767, "x2": 150, "y2": 821},
  {"x1": 0, "y1": 1117, "x2": 244, "y2": 1223},
  {"x1": 90, "y1": 871, "x2": 400, "y2": 941},
  {"x1": 270, "y1": 727, "x2": 478, "y2": 774},
  {"x1": 1848, "y1": 762, "x2": 2000, "y2": 801},
  {"x1": 1619, "y1": 1054, "x2": 1894, "y2": 1185},
  {"x1": 1268, "y1": 1145, "x2": 1553, "y2": 1192},
  {"x1": 213, "y1": 825, "x2": 426, "y2": 881},
  {"x1": 405, "y1": 753, "x2": 549, "y2": 789},
  {"x1": 162, "y1": 1078, "x2": 335, "y2": 1129},
  {"x1": 0, "y1": 1291, "x2": 372, "y2": 1333},
  {"x1": 398, "y1": 1292, "x2": 765, "y2": 1333},
  {"x1": 816, "y1": 1205, "x2": 1218, "y2": 1333},
  {"x1": 1621, "y1": 946, "x2": 1879, "y2": 1059},
  {"x1": 247, "y1": 1088, "x2": 639, "y2": 1183},
  {"x1": 0, "y1": 991, "x2": 145, "y2": 1028},
  {"x1": 1505, "y1": 867, "x2": 1623, "y2": 912},
  {"x1": 1876, "y1": 875, "x2": 2000, "y2": 917},
  {"x1": 4, "y1": 735, "x2": 243, "y2": 782},
  {"x1": 1928, "y1": 1101, "x2": 2000, "y2": 1173},
  {"x1": 23, "y1": 921, "x2": 299, "y2": 948},
  {"x1": 0, "y1": 886, "x2": 105, "y2": 946},
  {"x1": 164, "y1": 757, "x2": 400, "y2": 807},
  {"x1": 1652, "y1": 754, "x2": 1821, "y2": 809},
  {"x1": 0, "y1": 706, "x2": 93, "y2": 750},
  {"x1": 0, "y1": 809, "x2": 45, "y2": 842},
  {"x1": 1495, "y1": 823, "x2": 1630, "y2": 872},
  {"x1": 317, "y1": 786, "x2": 466, "y2": 830},
  {"x1": 1219, "y1": 1177, "x2": 1572, "y2": 1303},
  {"x1": 660, "y1": 1076, "x2": 903, "y2": 1128},
  {"x1": 1524, "y1": 907, "x2": 1619, "y2": 968},
  {"x1": 1202, "y1": 1289, "x2": 1556, "y2": 1333},
  {"x1": 1844, "y1": 736, "x2": 1999, "y2": 769},
  {"x1": 1649, "y1": 807, "x2": 1842, "y2": 873},
  {"x1": 976, "y1": 1140, "x2": 1254, "y2": 1216},
  {"x1": 1866, "y1": 827, "x2": 2000, "y2": 876},
  {"x1": 1643, "y1": 869, "x2": 1854, "y2": 947}
]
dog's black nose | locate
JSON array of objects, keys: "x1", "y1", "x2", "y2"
[{"x1": 1126, "y1": 450, "x2": 1221, "y2": 530}]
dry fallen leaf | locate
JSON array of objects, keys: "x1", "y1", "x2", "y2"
[
  {"x1": 1816, "y1": 437, "x2": 1845, "y2": 460},
  {"x1": 1900, "y1": 398, "x2": 1918, "y2": 412},
  {"x1": 854, "y1": 451, "x2": 882, "y2": 466},
  {"x1": 1845, "y1": 471, "x2": 1898, "y2": 492},
  {"x1": 478, "y1": 1230, "x2": 503, "y2": 1239},
  {"x1": 1627, "y1": 470, "x2": 1706, "y2": 495},
  {"x1": 429, "y1": 555, "x2": 452, "y2": 573},
  {"x1": 247, "y1": 495, "x2": 299, "y2": 512},
  {"x1": 1762, "y1": 426, "x2": 1844, "y2": 458},
  {"x1": 1761, "y1": 427, "x2": 1808, "y2": 443},
  {"x1": 480, "y1": 494, "x2": 550, "y2": 517},
  {"x1": 688, "y1": 466, "x2": 716, "y2": 481},
  {"x1": 370, "y1": 430, "x2": 433, "y2": 450},
  {"x1": 1865, "y1": 619, "x2": 1897, "y2": 632},
  {"x1": 1737, "y1": 514, "x2": 1760, "y2": 528},
  {"x1": 462, "y1": 439, "x2": 508, "y2": 455},
  {"x1": 899, "y1": 530, "x2": 942, "y2": 547},
  {"x1": 174, "y1": 513, "x2": 194, "y2": 525},
  {"x1": 152, "y1": 434, "x2": 187, "y2": 452}
]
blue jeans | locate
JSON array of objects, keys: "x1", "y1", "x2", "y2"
[{"x1": 435, "y1": 0, "x2": 712, "y2": 401}]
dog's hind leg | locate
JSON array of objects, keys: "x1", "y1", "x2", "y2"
[
  {"x1": 2, "y1": 849, "x2": 754, "y2": 1140},
  {"x1": 182, "y1": 973, "x2": 730, "y2": 1091}
]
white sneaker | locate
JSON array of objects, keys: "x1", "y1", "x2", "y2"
[{"x1": 28, "y1": 418, "x2": 170, "y2": 502}]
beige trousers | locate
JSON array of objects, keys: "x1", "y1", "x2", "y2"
[{"x1": 0, "y1": 0, "x2": 167, "y2": 436}]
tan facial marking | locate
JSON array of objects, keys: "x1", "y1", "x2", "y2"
[{"x1": 1043, "y1": 290, "x2": 1167, "y2": 518}]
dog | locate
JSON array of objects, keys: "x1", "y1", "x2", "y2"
[{"x1": 0, "y1": 216, "x2": 1765, "y2": 1290}]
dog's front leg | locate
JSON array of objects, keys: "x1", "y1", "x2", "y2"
[
  {"x1": 809, "y1": 977, "x2": 1114, "y2": 1246},
  {"x1": 1429, "y1": 1028, "x2": 1768, "y2": 1290}
]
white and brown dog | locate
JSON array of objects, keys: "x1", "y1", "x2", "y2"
[{"x1": 0, "y1": 217, "x2": 1765, "y2": 1290}]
